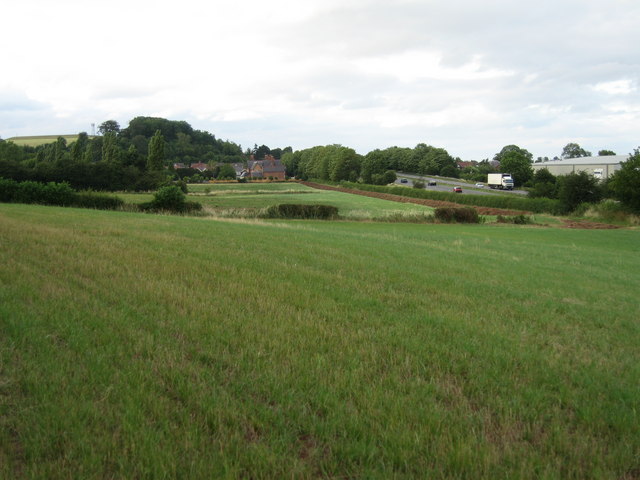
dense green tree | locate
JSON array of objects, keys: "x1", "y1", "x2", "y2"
[
  {"x1": 494, "y1": 145, "x2": 533, "y2": 186},
  {"x1": 0, "y1": 139, "x2": 29, "y2": 163},
  {"x1": 98, "y1": 120, "x2": 121, "y2": 135},
  {"x1": 282, "y1": 151, "x2": 301, "y2": 178},
  {"x1": 598, "y1": 149, "x2": 616, "y2": 156},
  {"x1": 329, "y1": 146, "x2": 360, "y2": 182},
  {"x1": 53, "y1": 137, "x2": 67, "y2": 163},
  {"x1": 253, "y1": 144, "x2": 271, "y2": 159},
  {"x1": 217, "y1": 163, "x2": 237, "y2": 179},
  {"x1": 361, "y1": 149, "x2": 389, "y2": 183},
  {"x1": 388, "y1": 147, "x2": 414, "y2": 172},
  {"x1": 270, "y1": 148, "x2": 283, "y2": 159},
  {"x1": 557, "y1": 171, "x2": 602, "y2": 212},
  {"x1": 121, "y1": 117, "x2": 192, "y2": 141},
  {"x1": 533, "y1": 168, "x2": 556, "y2": 185},
  {"x1": 147, "y1": 130, "x2": 165, "y2": 171},
  {"x1": 101, "y1": 132, "x2": 120, "y2": 163},
  {"x1": 494, "y1": 145, "x2": 533, "y2": 163},
  {"x1": 528, "y1": 168, "x2": 558, "y2": 199},
  {"x1": 413, "y1": 144, "x2": 457, "y2": 176},
  {"x1": 70, "y1": 132, "x2": 89, "y2": 162},
  {"x1": 439, "y1": 164, "x2": 459, "y2": 178},
  {"x1": 608, "y1": 148, "x2": 640, "y2": 212},
  {"x1": 562, "y1": 143, "x2": 591, "y2": 159}
]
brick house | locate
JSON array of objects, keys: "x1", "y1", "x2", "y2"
[{"x1": 248, "y1": 155, "x2": 286, "y2": 180}]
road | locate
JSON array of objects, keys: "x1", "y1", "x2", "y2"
[{"x1": 395, "y1": 173, "x2": 528, "y2": 196}]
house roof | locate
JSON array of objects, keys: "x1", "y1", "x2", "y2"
[{"x1": 263, "y1": 159, "x2": 285, "y2": 173}]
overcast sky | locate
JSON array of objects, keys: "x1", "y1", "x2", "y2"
[{"x1": 1, "y1": 0, "x2": 638, "y2": 159}]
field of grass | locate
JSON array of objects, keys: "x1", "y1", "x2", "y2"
[
  {"x1": 5, "y1": 135, "x2": 90, "y2": 147},
  {"x1": 1, "y1": 203, "x2": 639, "y2": 478},
  {"x1": 120, "y1": 182, "x2": 435, "y2": 221}
]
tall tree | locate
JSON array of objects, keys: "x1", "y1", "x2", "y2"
[
  {"x1": 98, "y1": 120, "x2": 121, "y2": 135},
  {"x1": 494, "y1": 145, "x2": 533, "y2": 164},
  {"x1": 254, "y1": 144, "x2": 271, "y2": 159},
  {"x1": 53, "y1": 136, "x2": 67, "y2": 163},
  {"x1": 147, "y1": 130, "x2": 165, "y2": 171},
  {"x1": 562, "y1": 143, "x2": 591, "y2": 159},
  {"x1": 494, "y1": 145, "x2": 533, "y2": 186},
  {"x1": 101, "y1": 132, "x2": 120, "y2": 163},
  {"x1": 608, "y1": 148, "x2": 640, "y2": 212},
  {"x1": 70, "y1": 132, "x2": 89, "y2": 162},
  {"x1": 598, "y1": 149, "x2": 616, "y2": 156},
  {"x1": 557, "y1": 171, "x2": 602, "y2": 212}
]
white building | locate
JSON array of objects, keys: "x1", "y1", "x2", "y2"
[{"x1": 531, "y1": 155, "x2": 628, "y2": 179}]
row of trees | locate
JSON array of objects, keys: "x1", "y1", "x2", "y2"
[
  {"x1": 281, "y1": 143, "x2": 460, "y2": 184},
  {"x1": 0, "y1": 117, "x2": 249, "y2": 190},
  {"x1": 2, "y1": 118, "x2": 638, "y2": 212}
]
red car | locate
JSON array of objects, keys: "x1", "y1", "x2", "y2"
[{"x1": 453, "y1": 186, "x2": 462, "y2": 193}]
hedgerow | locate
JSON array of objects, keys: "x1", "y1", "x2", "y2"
[
  {"x1": 434, "y1": 207, "x2": 481, "y2": 223},
  {"x1": 262, "y1": 204, "x2": 339, "y2": 219},
  {"x1": 0, "y1": 178, "x2": 123, "y2": 210},
  {"x1": 338, "y1": 181, "x2": 564, "y2": 214}
]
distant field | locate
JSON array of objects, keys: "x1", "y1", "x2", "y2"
[
  {"x1": 121, "y1": 182, "x2": 435, "y2": 220},
  {"x1": 5, "y1": 134, "x2": 91, "y2": 147},
  {"x1": 1, "y1": 203, "x2": 639, "y2": 478}
]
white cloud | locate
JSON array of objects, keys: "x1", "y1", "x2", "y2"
[
  {"x1": 593, "y1": 80, "x2": 636, "y2": 95},
  {"x1": 1, "y1": 0, "x2": 639, "y2": 158}
]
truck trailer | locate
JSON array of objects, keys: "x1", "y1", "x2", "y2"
[{"x1": 487, "y1": 173, "x2": 514, "y2": 190}]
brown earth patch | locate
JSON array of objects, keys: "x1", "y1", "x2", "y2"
[
  {"x1": 301, "y1": 181, "x2": 529, "y2": 216},
  {"x1": 561, "y1": 220, "x2": 621, "y2": 229}
]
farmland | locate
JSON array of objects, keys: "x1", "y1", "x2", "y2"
[
  {"x1": 118, "y1": 182, "x2": 436, "y2": 221},
  {"x1": 1, "y1": 196, "x2": 639, "y2": 478},
  {"x1": 5, "y1": 135, "x2": 91, "y2": 147}
]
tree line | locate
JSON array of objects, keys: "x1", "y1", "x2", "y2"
[
  {"x1": 0, "y1": 117, "x2": 246, "y2": 190},
  {"x1": 281, "y1": 143, "x2": 461, "y2": 184},
  {"x1": 1, "y1": 117, "x2": 638, "y2": 213}
]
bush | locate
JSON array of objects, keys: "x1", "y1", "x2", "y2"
[
  {"x1": 73, "y1": 191, "x2": 124, "y2": 210},
  {"x1": 608, "y1": 148, "x2": 640, "y2": 213},
  {"x1": 175, "y1": 180, "x2": 188, "y2": 193},
  {"x1": 262, "y1": 204, "x2": 339, "y2": 219},
  {"x1": 0, "y1": 177, "x2": 19, "y2": 202},
  {"x1": 496, "y1": 214, "x2": 533, "y2": 224},
  {"x1": 0, "y1": 178, "x2": 124, "y2": 210},
  {"x1": 557, "y1": 171, "x2": 602, "y2": 213},
  {"x1": 139, "y1": 185, "x2": 202, "y2": 213},
  {"x1": 41, "y1": 182, "x2": 76, "y2": 206},
  {"x1": 413, "y1": 181, "x2": 425, "y2": 189},
  {"x1": 576, "y1": 199, "x2": 633, "y2": 223},
  {"x1": 151, "y1": 185, "x2": 186, "y2": 211},
  {"x1": 434, "y1": 207, "x2": 480, "y2": 223}
]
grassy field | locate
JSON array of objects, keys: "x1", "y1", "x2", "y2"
[
  {"x1": 5, "y1": 135, "x2": 90, "y2": 147},
  {"x1": 121, "y1": 182, "x2": 435, "y2": 221},
  {"x1": 1, "y1": 202, "x2": 639, "y2": 478}
]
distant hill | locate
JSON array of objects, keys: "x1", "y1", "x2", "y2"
[{"x1": 5, "y1": 135, "x2": 96, "y2": 147}]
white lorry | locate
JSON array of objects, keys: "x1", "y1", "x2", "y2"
[{"x1": 487, "y1": 173, "x2": 514, "y2": 190}]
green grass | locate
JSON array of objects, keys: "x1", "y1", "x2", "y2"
[
  {"x1": 5, "y1": 135, "x2": 93, "y2": 147},
  {"x1": 121, "y1": 182, "x2": 435, "y2": 221},
  {"x1": 1, "y1": 203, "x2": 639, "y2": 478}
]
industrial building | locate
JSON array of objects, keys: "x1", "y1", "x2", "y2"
[{"x1": 531, "y1": 155, "x2": 628, "y2": 179}]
